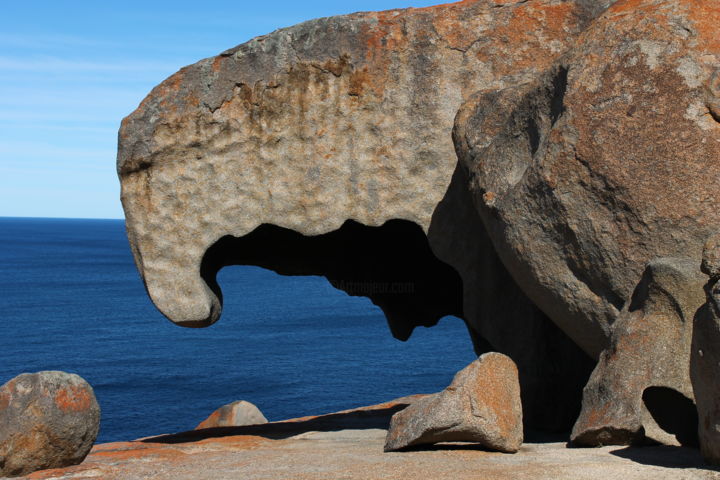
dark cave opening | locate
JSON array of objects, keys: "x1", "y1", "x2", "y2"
[{"x1": 200, "y1": 219, "x2": 466, "y2": 343}]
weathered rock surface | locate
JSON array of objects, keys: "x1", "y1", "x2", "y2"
[
  {"x1": 195, "y1": 400, "x2": 267, "y2": 429},
  {"x1": 26, "y1": 400, "x2": 718, "y2": 480},
  {"x1": 118, "y1": 0, "x2": 720, "y2": 445},
  {"x1": 571, "y1": 258, "x2": 706, "y2": 446},
  {"x1": 692, "y1": 233, "x2": 720, "y2": 464},
  {"x1": 454, "y1": 0, "x2": 720, "y2": 360},
  {"x1": 0, "y1": 371, "x2": 100, "y2": 477},
  {"x1": 384, "y1": 352, "x2": 522, "y2": 452},
  {"x1": 118, "y1": 0, "x2": 598, "y2": 329},
  {"x1": 118, "y1": 0, "x2": 601, "y2": 431}
]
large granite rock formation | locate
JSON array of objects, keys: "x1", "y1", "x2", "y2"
[
  {"x1": 118, "y1": 0, "x2": 601, "y2": 431},
  {"x1": 117, "y1": 0, "x2": 720, "y2": 446},
  {"x1": 118, "y1": 0, "x2": 599, "y2": 331},
  {"x1": 384, "y1": 352, "x2": 523, "y2": 453},
  {"x1": 0, "y1": 371, "x2": 100, "y2": 477},
  {"x1": 454, "y1": 0, "x2": 720, "y2": 359},
  {"x1": 454, "y1": 0, "x2": 720, "y2": 443},
  {"x1": 692, "y1": 233, "x2": 720, "y2": 464}
]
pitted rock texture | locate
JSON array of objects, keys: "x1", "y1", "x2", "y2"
[
  {"x1": 570, "y1": 258, "x2": 706, "y2": 447},
  {"x1": 118, "y1": 0, "x2": 596, "y2": 329},
  {"x1": 692, "y1": 234, "x2": 720, "y2": 465},
  {"x1": 196, "y1": 400, "x2": 267, "y2": 429},
  {"x1": 384, "y1": 352, "x2": 523, "y2": 453},
  {"x1": 0, "y1": 371, "x2": 100, "y2": 477},
  {"x1": 454, "y1": 0, "x2": 720, "y2": 359},
  {"x1": 118, "y1": 0, "x2": 600, "y2": 432}
]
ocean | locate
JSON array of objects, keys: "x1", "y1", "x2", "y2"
[{"x1": 0, "y1": 217, "x2": 475, "y2": 443}]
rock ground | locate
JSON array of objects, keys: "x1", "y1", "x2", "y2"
[{"x1": 19, "y1": 399, "x2": 719, "y2": 480}]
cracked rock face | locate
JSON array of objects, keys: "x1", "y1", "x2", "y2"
[
  {"x1": 454, "y1": 0, "x2": 720, "y2": 359},
  {"x1": 0, "y1": 371, "x2": 100, "y2": 477},
  {"x1": 384, "y1": 352, "x2": 523, "y2": 452}
]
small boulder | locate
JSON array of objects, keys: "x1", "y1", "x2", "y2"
[
  {"x1": 0, "y1": 371, "x2": 100, "y2": 477},
  {"x1": 384, "y1": 352, "x2": 522, "y2": 453},
  {"x1": 196, "y1": 400, "x2": 267, "y2": 429}
]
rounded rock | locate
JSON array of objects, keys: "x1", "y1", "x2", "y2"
[
  {"x1": 0, "y1": 371, "x2": 100, "y2": 477},
  {"x1": 196, "y1": 400, "x2": 268, "y2": 429}
]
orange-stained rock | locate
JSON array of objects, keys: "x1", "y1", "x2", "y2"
[
  {"x1": 195, "y1": 400, "x2": 267, "y2": 429},
  {"x1": 116, "y1": 0, "x2": 596, "y2": 330},
  {"x1": 384, "y1": 352, "x2": 522, "y2": 452},
  {"x1": 0, "y1": 371, "x2": 100, "y2": 477}
]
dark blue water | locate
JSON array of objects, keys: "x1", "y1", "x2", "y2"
[{"x1": 0, "y1": 217, "x2": 475, "y2": 443}]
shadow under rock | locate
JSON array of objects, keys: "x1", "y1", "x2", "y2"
[
  {"x1": 394, "y1": 443, "x2": 501, "y2": 453},
  {"x1": 610, "y1": 445, "x2": 719, "y2": 471},
  {"x1": 642, "y1": 386, "x2": 699, "y2": 448},
  {"x1": 523, "y1": 429, "x2": 570, "y2": 444},
  {"x1": 395, "y1": 430, "x2": 570, "y2": 453},
  {"x1": 142, "y1": 404, "x2": 408, "y2": 445}
]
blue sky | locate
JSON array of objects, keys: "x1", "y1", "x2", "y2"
[{"x1": 0, "y1": 0, "x2": 441, "y2": 219}]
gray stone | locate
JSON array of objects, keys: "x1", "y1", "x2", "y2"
[
  {"x1": 570, "y1": 258, "x2": 706, "y2": 446},
  {"x1": 0, "y1": 371, "x2": 100, "y2": 477},
  {"x1": 384, "y1": 352, "x2": 522, "y2": 453},
  {"x1": 196, "y1": 400, "x2": 268, "y2": 429}
]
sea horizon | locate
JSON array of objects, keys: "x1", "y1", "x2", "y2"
[{"x1": 0, "y1": 216, "x2": 475, "y2": 442}]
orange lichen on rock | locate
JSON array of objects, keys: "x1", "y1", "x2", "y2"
[
  {"x1": 0, "y1": 372, "x2": 100, "y2": 477},
  {"x1": 54, "y1": 386, "x2": 93, "y2": 413},
  {"x1": 474, "y1": 2, "x2": 579, "y2": 76},
  {"x1": 212, "y1": 56, "x2": 223, "y2": 73}
]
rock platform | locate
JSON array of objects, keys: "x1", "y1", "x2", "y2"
[{"x1": 23, "y1": 398, "x2": 718, "y2": 480}]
